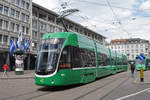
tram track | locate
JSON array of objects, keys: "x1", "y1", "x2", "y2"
[
  {"x1": 0, "y1": 88, "x2": 52, "y2": 100},
  {"x1": 74, "y1": 72, "x2": 129, "y2": 100},
  {"x1": 0, "y1": 72, "x2": 130, "y2": 100},
  {"x1": 99, "y1": 76, "x2": 130, "y2": 100}
]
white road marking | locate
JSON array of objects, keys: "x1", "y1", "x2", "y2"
[
  {"x1": 115, "y1": 88, "x2": 150, "y2": 100},
  {"x1": 147, "y1": 90, "x2": 150, "y2": 92}
]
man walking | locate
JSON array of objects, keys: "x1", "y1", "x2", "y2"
[{"x1": 130, "y1": 62, "x2": 135, "y2": 77}]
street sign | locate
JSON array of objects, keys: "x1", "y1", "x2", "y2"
[{"x1": 138, "y1": 54, "x2": 145, "y2": 60}]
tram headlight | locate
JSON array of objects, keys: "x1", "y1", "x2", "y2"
[{"x1": 51, "y1": 80, "x2": 55, "y2": 84}]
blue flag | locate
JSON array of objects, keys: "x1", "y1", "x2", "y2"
[
  {"x1": 26, "y1": 40, "x2": 31, "y2": 51},
  {"x1": 23, "y1": 40, "x2": 31, "y2": 52},
  {"x1": 16, "y1": 40, "x2": 19, "y2": 49},
  {"x1": 10, "y1": 40, "x2": 15, "y2": 55},
  {"x1": 22, "y1": 38, "x2": 25, "y2": 47},
  {"x1": 16, "y1": 32, "x2": 23, "y2": 49}
]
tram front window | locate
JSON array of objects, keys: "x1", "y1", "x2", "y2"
[{"x1": 36, "y1": 38, "x2": 65, "y2": 75}]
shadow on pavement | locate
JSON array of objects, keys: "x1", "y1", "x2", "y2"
[{"x1": 38, "y1": 84, "x2": 85, "y2": 92}]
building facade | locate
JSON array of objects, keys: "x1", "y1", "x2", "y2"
[
  {"x1": 109, "y1": 38, "x2": 150, "y2": 61},
  {"x1": 0, "y1": 1, "x2": 106, "y2": 70}
]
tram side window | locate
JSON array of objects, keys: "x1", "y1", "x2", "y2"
[
  {"x1": 59, "y1": 46, "x2": 71, "y2": 69},
  {"x1": 111, "y1": 57, "x2": 116, "y2": 65},
  {"x1": 80, "y1": 48, "x2": 96, "y2": 67},
  {"x1": 118, "y1": 58, "x2": 123, "y2": 65},
  {"x1": 106, "y1": 56, "x2": 111, "y2": 65},
  {"x1": 80, "y1": 49, "x2": 88, "y2": 67},
  {"x1": 123, "y1": 58, "x2": 127, "y2": 65},
  {"x1": 97, "y1": 52, "x2": 110, "y2": 66},
  {"x1": 97, "y1": 53, "x2": 103, "y2": 66},
  {"x1": 71, "y1": 46, "x2": 82, "y2": 68},
  {"x1": 146, "y1": 59, "x2": 150, "y2": 67}
]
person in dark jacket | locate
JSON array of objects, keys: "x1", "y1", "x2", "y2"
[{"x1": 130, "y1": 62, "x2": 135, "y2": 77}]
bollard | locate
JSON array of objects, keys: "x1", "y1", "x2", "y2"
[{"x1": 140, "y1": 67, "x2": 144, "y2": 82}]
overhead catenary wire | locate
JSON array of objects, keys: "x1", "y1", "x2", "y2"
[
  {"x1": 105, "y1": 0, "x2": 132, "y2": 37},
  {"x1": 51, "y1": 0, "x2": 150, "y2": 39},
  {"x1": 76, "y1": 0, "x2": 150, "y2": 13}
]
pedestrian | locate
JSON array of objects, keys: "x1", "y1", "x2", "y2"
[
  {"x1": 2, "y1": 64, "x2": 8, "y2": 78},
  {"x1": 130, "y1": 62, "x2": 135, "y2": 77}
]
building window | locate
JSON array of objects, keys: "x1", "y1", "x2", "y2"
[
  {"x1": 136, "y1": 49, "x2": 138, "y2": 53},
  {"x1": 141, "y1": 49, "x2": 143, "y2": 52},
  {"x1": 33, "y1": 10, "x2": 37, "y2": 17},
  {"x1": 35, "y1": 31, "x2": 37, "y2": 37},
  {"x1": 16, "y1": 24, "x2": 19, "y2": 32},
  {"x1": 127, "y1": 45, "x2": 129, "y2": 48},
  {"x1": 33, "y1": 42, "x2": 37, "y2": 48},
  {"x1": 26, "y1": 15, "x2": 29, "y2": 22},
  {"x1": 16, "y1": 11, "x2": 20, "y2": 19},
  {"x1": 3, "y1": 20, "x2": 8, "y2": 29},
  {"x1": 3, "y1": 35, "x2": 8, "y2": 43},
  {"x1": 0, "y1": 35, "x2": 2, "y2": 43},
  {"x1": 10, "y1": 22, "x2": 15, "y2": 32},
  {"x1": 16, "y1": 0, "x2": 20, "y2": 6},
  {"x1": 22, "y1": 26, "x2": 25, "y2": 33},
  {"x1": 21, "y1": 0, "x2": 25, "y2": 8},
  {"x1": 132, "y1": 55, "x2": 134, "y2": 59},
  {"x1": 26, "y1": 2, "x2": 29, "y2": 10},
  {"x1": 41, "y1": 33, "x2": 44, "y2": 38},
  {"x1": 32, "y1": 20, "x2": 37, "y2": 29},
  {"x1": 21, "y1": 13, "x2": 25, "y2": 22},
  {"x1": 10, "y1": 8, "x2": 15, "y2": 17},
  {"x1": 26, "y1": 27, "x2": 29, "y2": 34},
  {"x1": 4, "y1": 6, "x2": 9, "y2": 15},
  {"x1": 0, "y1": 4, "x2": 3, "y2": 14},
  {"x1": 10, "y1": 0, "x2": 15, "y2": 4},
  {"x1": 0, "y1": 19, "x2": 2, "y2": 28}
]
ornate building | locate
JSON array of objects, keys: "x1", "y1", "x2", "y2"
[
  {"x1": 109, "y1": 38, "x2": 150, "y2": 61},
  {"x1": 0, "y1": 0, "x2": 32, "y2": 70}
]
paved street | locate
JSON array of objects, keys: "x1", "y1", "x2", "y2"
[{"x1": 0, "y1": 70, "x2": 150, "y2": 100}]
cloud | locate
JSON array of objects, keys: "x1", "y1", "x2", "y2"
[
  {"x1": 140, "y1": 0, "x2": 150, "y2": 10},
  {"x1": 33, "y1": 0, "x2": 59, "y2": 10}
]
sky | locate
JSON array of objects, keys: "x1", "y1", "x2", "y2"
[{"x1": 33, "y1": 0, "x2": 150, "y2": 42}]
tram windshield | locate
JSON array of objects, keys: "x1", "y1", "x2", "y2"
[{"x1": 36, "y1": 38, "x2": 65, "y2": 75}]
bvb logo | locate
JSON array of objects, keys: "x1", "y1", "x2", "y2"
[{"x1": 40, "y1": 79, "x2": 44, "y2": 83}]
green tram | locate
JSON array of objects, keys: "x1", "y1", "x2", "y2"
[
  {"x1": 135, "y1": 57, "x2": 150, "y2": 71},
  {"x1": 35, "y1": 32, "x2": 128, "y2": 86}
]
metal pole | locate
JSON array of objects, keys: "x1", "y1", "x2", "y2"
[
  {"x1": 140, "y1": 67, "x2": 144, "y2": 82},
  {"x1": 60, "y1": 18, "x2": 68, "y2": 32},
  {"x1": 27, "y1": 53, "x2": 30, "y2": 70}
]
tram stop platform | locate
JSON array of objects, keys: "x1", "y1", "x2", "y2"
[
  {"x1": 0, "y1": 70, "x2": 34, "y2": 79},
  {"x1": 133, "y1": 70, "x2": 150, "y2": 84}
]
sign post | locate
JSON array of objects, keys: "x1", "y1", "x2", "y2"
[
  {"x1": 138, "y1": 54, "x2": 145, "y2": 82},
  {"x1": 140, "y1": 67, "x2": 144, "y2": 82}
]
